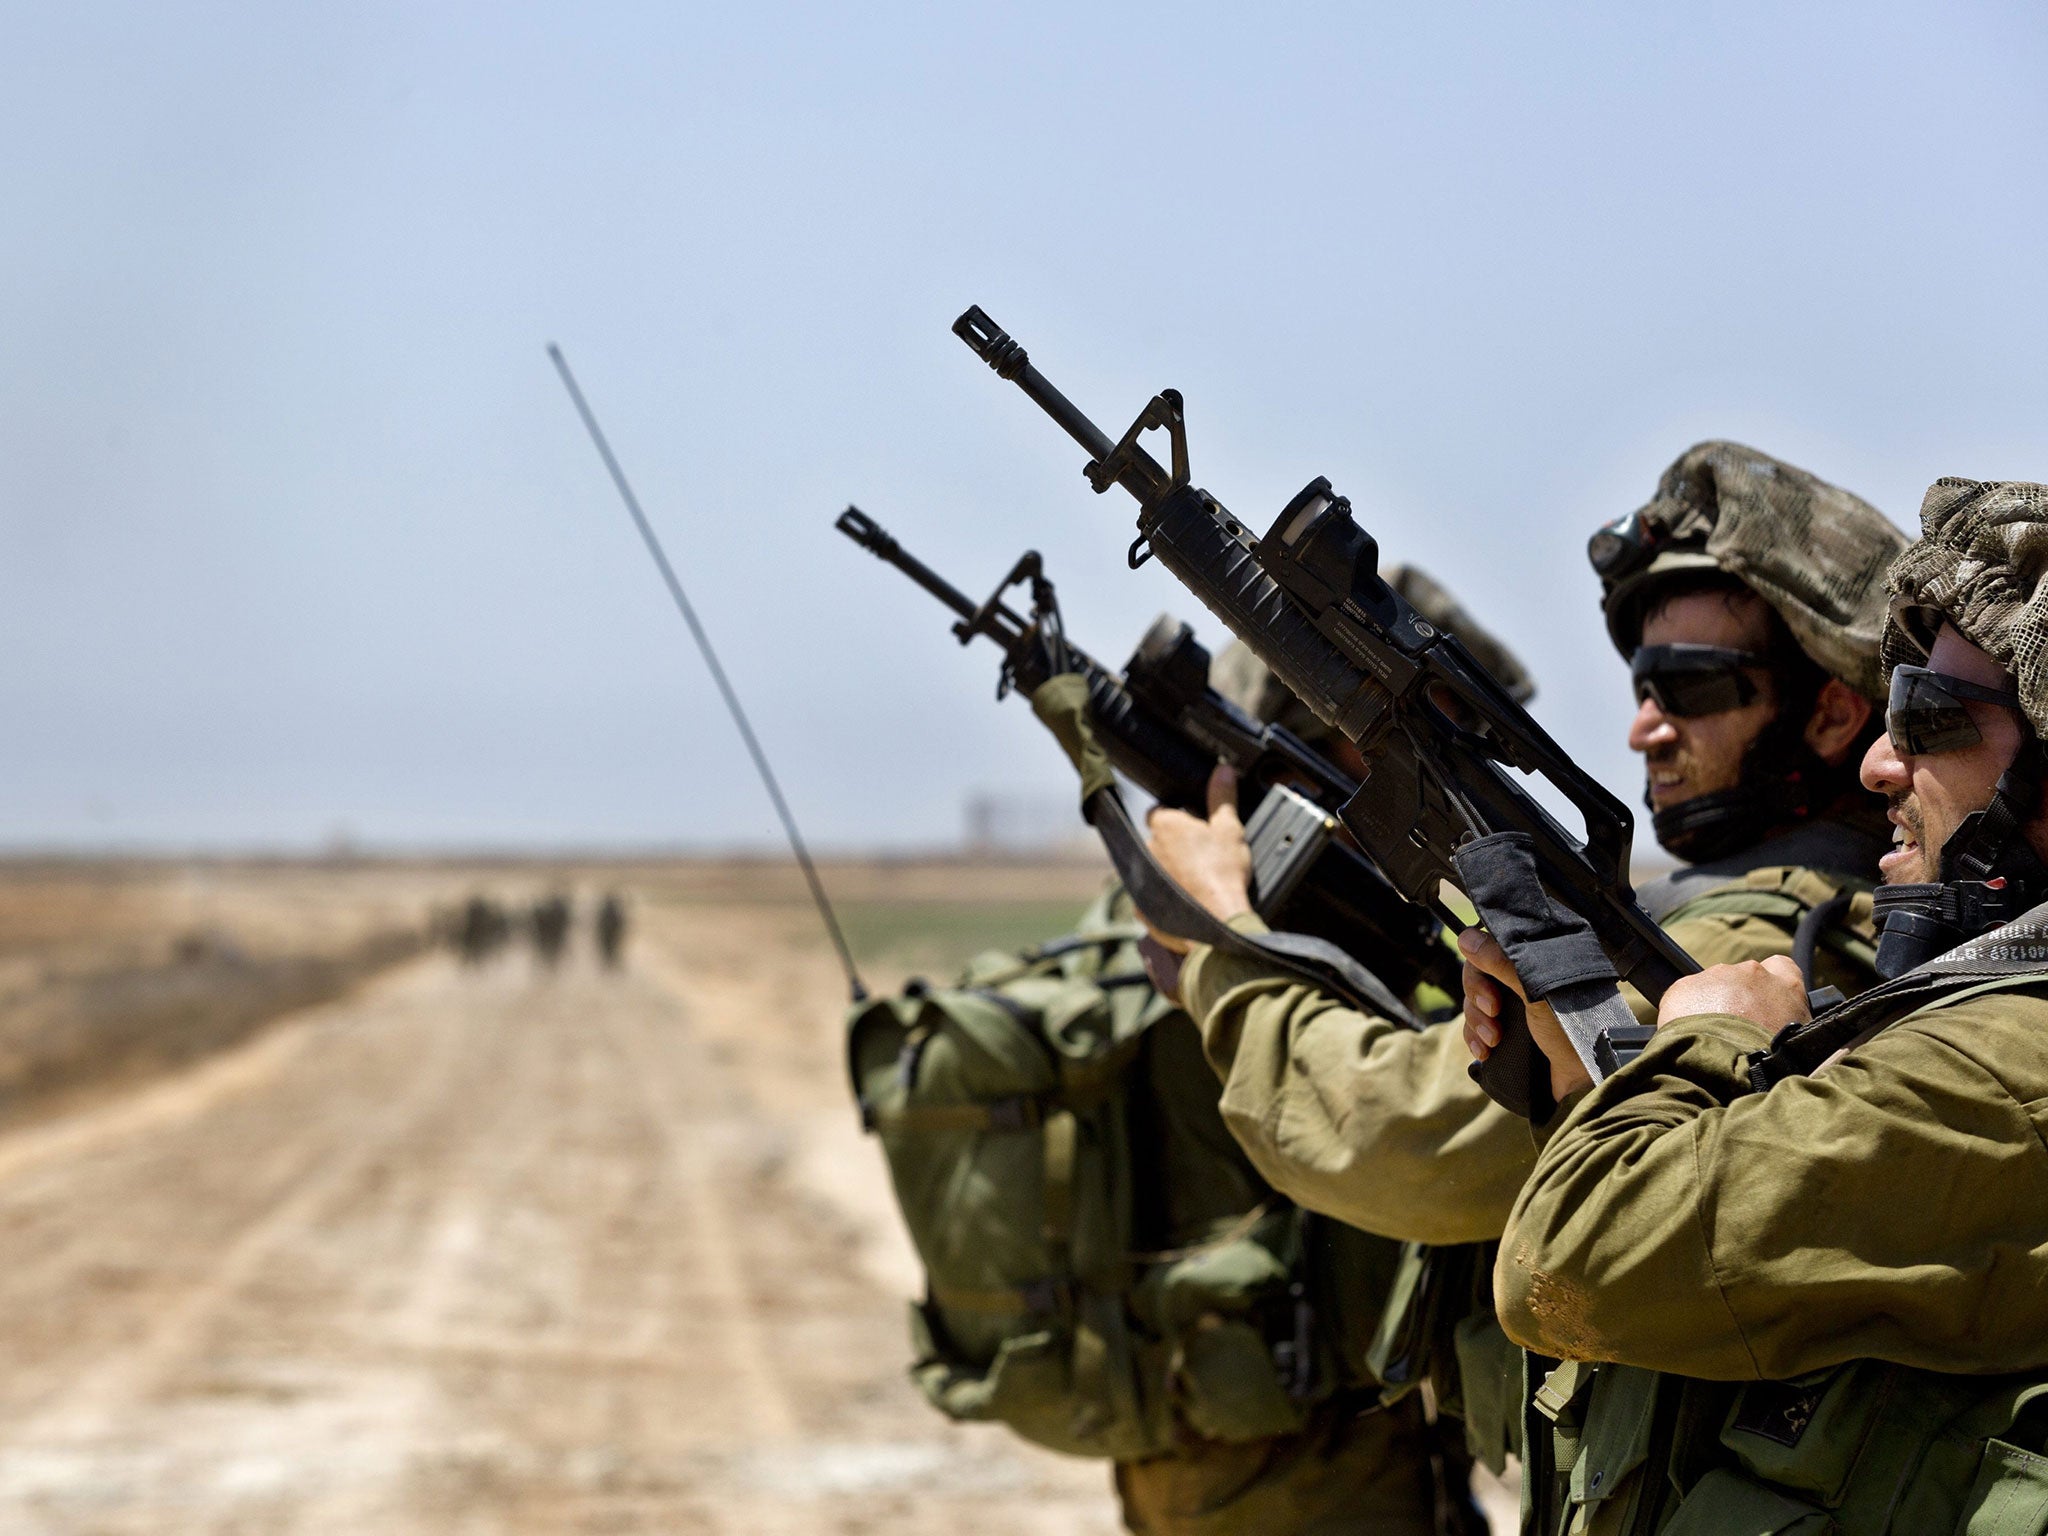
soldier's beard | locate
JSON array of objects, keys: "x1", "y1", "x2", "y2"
[
  {"x1": 1641, "y1": 744, "x2": 1735, "y2": 812},
  {"x1": 1881, "y1": 792, "x2": 1930, "y2": 886}
]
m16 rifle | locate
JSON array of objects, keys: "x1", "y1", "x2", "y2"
[
  {"x1": 950, "y1": 306, "x2": 1701, "y2": 1116},
  {"x1": 836, "y1": 507, "x2": 1456, "y2": 1002}
]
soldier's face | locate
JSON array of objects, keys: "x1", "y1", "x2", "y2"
[
  {"x1": 1627, "y1": 590, "x2": 1778, "y2": 815},
  {"x1": 1863, "y1": 625, "x2": 2027, "y2": 885}
]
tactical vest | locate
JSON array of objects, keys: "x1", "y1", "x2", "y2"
[
  {"x1": 847, "y1": 891, "x2": 1406, "y2": 1461},
  {"x1": 1657, "y1": 864, "x2": 1880, "y2": 996},
  {"x1": 1523, "y1": 961, "x2": 2048, "y2": 1536}
]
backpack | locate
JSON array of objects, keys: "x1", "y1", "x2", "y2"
[{"x1": 846, "y1": 892, "x2": 1403, "y2": 1460}]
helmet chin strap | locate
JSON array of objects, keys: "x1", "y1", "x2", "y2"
[
  {"x1": 1651, "y1": 786, "x2": 1776, "y2": 864},
  {"x1": 1872, "y1": 739, "x2": 2048, "y2": 978}
]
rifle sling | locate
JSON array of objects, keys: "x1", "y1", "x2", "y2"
[
  {"x1": 1753, "y1": 896, "x2": 2048, "y2": 1089},
  {"x1": 1450, "y1": 832, "x2": 1640, "y2": 1120},
  {"x1": 1084, "y1": 785, "x2": 1422, "y2": 1030},
  {"x1": 1028, "y1": 670, "x2": 1421, "y2": 1028}
]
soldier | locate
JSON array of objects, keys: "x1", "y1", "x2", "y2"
[
  {"x1": 855, "y1": 609, "x2": 1495, "y2": 1536},
  {"x1": 1154, "y1": 444, "x2": 1899, "y2": 1226},
  {"x1": 1115, "y1": 600, "x2": 1504, "y2": 1536},
  {"x1": 531, "y1": 893, "x2": 572, "y2": 968},
  {"x1": 596, "y1": 893, "x2": 628, "y2": 969},
  {"x1": 457, "y1": 894, "x2": 501, "y2": 966},
  {"x1": 1107, "y1": 569, "x2": 1533, "y2": 1534},
  {"x1": 1473, "y1": 477, "x2": 2048, "y2": 1529},
  {"x1": 1142, "y1": 445, "x2": 1903, "y2": 1472}
]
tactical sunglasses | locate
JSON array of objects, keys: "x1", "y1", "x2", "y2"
[
  {"x1": 1886, "y1": 664, "x2": 2025, "y2": 756},
  {"x1": 1630, "y1": 644, "x2": 1766, "y2": 718}
]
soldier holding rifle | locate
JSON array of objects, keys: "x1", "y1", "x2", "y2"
[
  {"x1": 1465, "y1": 479, "x2": 2048, "y2": 1529},
  {"x1": 1143, "y1": 446, "x2": 1902, "y2": 1485}
]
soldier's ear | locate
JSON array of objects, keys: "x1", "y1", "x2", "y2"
[{"x1": 1803, "y1": 679, "x2": 1874, "y2": 766}]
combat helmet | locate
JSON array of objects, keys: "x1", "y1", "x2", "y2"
[
  {"x1": 1870, "y1": 479, "x2": 2048, "y2": 975},
  {"x1": 1587, "y1": 441, "x2": 1907, "y2": 861},
  {"x1": 1210, "y1": 564, "x2": 1535, "y2": 741}
]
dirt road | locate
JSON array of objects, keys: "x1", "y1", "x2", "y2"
[{"x1": 0, "y1": 901, "x2": 1119, "y2": 1534}]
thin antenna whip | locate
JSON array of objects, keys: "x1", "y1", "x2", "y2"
[{"x1": 548, "y1": 343, "x2": 867, "y2": 1001}]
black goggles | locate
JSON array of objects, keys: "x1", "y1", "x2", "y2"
[
  {"x1": 1885, "y1": 664, "x2": 2025, "y2": 756},
  {"x1": 1630, "y1": 644, "x2": 1766, "y2": 718}
]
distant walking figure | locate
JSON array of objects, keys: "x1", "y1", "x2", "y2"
[
  {"x1": 595, "y1": 894, "x2": 628, "y2": 970},
  {"x1": 531, "y1": 894, "x2": 572, "y2": 969},
  {"x1": 457, "y1": 895, "x2": 507, "y2": 966}
]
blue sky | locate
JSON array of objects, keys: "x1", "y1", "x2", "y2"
[{"x1": 4, "y1": 2, "x2": 2044, "y2": 850}]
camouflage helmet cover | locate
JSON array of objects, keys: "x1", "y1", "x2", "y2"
[
  {"x1": 1209, "y1": 563, "x2": 1536, "y2": 739},
  {"x1": 1592, "y1": 441, "x2": 1906, "y2": 701},
  {"x1": 1882, "y1": 479, "x2": 2048, "y2": 741}
]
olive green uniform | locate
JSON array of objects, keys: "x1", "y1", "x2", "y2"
[
  {"x1": 1174, "y1": 824, "x2": 1882, "y2": 1502},
  {"x1": 1501, "y1": 982, "x2": 2048, "y2": 1380},
  {"x1": 1178, "y1": 822, "x2": 1885, "y2": 1249},
  {"x1": 1079, "y1": 885, "x2": 1471, "y2": 1536},
  {"x1": 1495, "y1": 969, "x2": 2048, "y2": 1532}
]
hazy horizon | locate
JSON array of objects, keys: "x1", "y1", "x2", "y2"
[{"x1": 6, "y1": 2, "x2": 2045, "y2": 854}]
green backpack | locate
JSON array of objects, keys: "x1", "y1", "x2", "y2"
[{"x1": 846, "y1": 893, "x2": 1404, "y2": 1460}]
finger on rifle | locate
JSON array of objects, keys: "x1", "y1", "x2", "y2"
[
  {"x1": 1464, "y1": 1011, "x2": 1493, "y2": 1062},
  {"x1": 1462, "y1": 963, "x2": 1501, "y2": 1056},
  {"x1": 1205, "y1": 763, "x2": 1240, "y2": 826},
  {"x1": 1455, "y1": 926, "x2": 1528, "y2": 1003},
  {"x1": 1463, "y1": 963, "x2": 1500, "y2": 1019}
]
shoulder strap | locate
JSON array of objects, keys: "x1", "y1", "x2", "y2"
[
  {"x1": 962, "y1": 926, "x2": 1150, "y2": 990},
  {"x1": 1664, "y1": 866, "x2": 1878, "y2": 991},
  {"x1": 1752, "y1": 898, "x2": 2048, "y2": 1088},
  {"x1": 1662, "y1": 865, "x2": 1868, "y2": 925},
  {"x1": 1085, "y1": 786, "x2": 1423, "y2": 1028}
]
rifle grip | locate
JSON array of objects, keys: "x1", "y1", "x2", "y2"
[{"x1": 1467, "y1": 990, "x2": 1557, "y2": 1123}]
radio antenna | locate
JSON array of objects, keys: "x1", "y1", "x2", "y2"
[{"x1": 548, "y1": 343, "x2": 867, "y2": 1001}]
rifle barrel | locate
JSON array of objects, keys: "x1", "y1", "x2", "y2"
[
  {"x1": 835, "y1": 507, "x2": 978, "y2": 622},
  {"x1": 954, "y1": 307, "x2": 1116, "y2": 463}
]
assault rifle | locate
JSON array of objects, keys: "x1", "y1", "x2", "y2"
[
  {"x1": 836, "y1": 507, "x2": 1456, "y2": 1000},
  {"x1": 951, "y1": 307, "x2": 1700, "y2": 1115}
]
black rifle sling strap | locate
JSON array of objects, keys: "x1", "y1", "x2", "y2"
[
  {"x1": 1752, "y1": 896, "x2": 2048, "y2": 1092},
  {"x1": 1084, "y1": 786, "x2": 1422, "y2": 1029},
  {"x1": 1453, "y1": 832, "x2": 1640, "y2": 1121}
]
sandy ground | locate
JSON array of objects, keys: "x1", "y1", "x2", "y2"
[
  {"x1": 0, "y1": 859, "x2": 1512, "y2": 1533},
  {"x1": 0, "y1": 863, "x2": 1124, "y2": 1535}
]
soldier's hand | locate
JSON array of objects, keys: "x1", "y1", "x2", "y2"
[
  {"x1": 1457, "y1": 928, "x2": 1594, "y2": 1102},
  {"x1": 1656, "y1": 956, "x2": 1810, "y2": 1037},
  {"x1": 1140, "y1": 764, "x2": 1253, "y2": 955}
]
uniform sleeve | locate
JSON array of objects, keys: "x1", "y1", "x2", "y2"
[
  {"x1": 1181, "y1": 918, "x2": 1535, "y2": 1245},
  {"x1": 1496, "y1": 994, "x2": 2048, "y2": 1381}
]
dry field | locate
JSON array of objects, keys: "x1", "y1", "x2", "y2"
[{"x1": 0, "y1": 855, "x2": 1127, "y2": 1535}]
